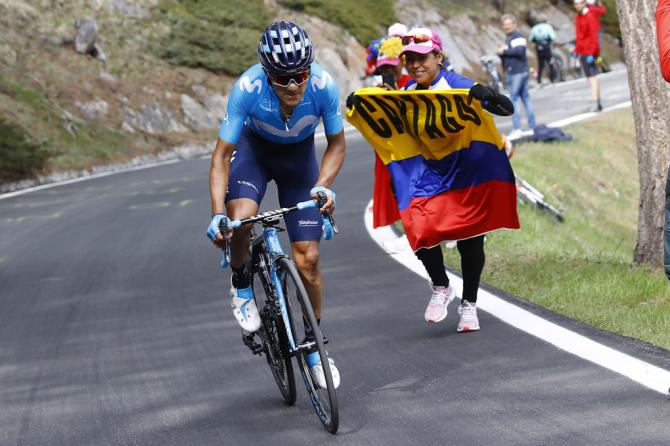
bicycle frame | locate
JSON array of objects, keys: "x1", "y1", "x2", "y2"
[{"x1": 254, "y1": 224, "x2": 301, "y2": 352}]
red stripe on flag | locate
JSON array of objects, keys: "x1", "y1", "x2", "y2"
[
  {"x1": 373, "y1": 153, "x2": 401, "y2": 228},
  {"x1": 399, "y1": 180, "x2": 519, "y2": 251}
]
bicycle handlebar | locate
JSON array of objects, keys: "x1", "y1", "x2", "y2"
[{"x1": 218, "y1": 192, "x2": 338, "y2": 236}]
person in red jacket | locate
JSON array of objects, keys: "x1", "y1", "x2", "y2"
[
  {"x1": 658, "y1": 0, "x2": 670, "y2": 82},
  {"x1": 658, "y1": 0, "x2": 670, "y2": 280},
  {"x1": 574, "y1": 0, "x2": 604, "y2": 111}
]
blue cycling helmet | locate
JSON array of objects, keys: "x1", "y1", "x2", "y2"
[{"x1": 258, "y1": 21, "x2": 315, "y2": 75}]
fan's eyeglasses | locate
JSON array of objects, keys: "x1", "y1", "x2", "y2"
[
  {"x1": 269, "y1": 70, "x2": 311, "y2": 88},
  {"x1": 401, "y1": 33, "x2": 432, "y2": 46}
]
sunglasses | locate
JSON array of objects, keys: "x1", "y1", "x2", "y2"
[
  {"x1": 401, "y1": 34, "x2": 432, "y2": 46},
  {"x1": 269, "y1": 70, "x2": 311, "y2": 88}
]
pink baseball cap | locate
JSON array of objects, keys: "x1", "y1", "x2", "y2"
[
  {"x1": 376, "y1": 53, "x2": 401, "y2": 67},
  {"x1": 400, "y1": 27, "x2": 443, "y2": 55}
]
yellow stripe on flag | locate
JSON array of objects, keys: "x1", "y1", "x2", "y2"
[{"x1": 346, "y1": 88, "x2": 503, "y2": 165}]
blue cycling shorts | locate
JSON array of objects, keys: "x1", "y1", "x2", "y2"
[{"x1": 225, "y1": 126, "x2": 323, "y2": 242}]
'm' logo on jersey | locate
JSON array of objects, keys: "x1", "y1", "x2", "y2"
[
  {"x1": 311, "y1": 71, "x2": 332, "y2": 91},
  {"x1": 239, "y1": 76, "x2": 262, "y2": 94}
]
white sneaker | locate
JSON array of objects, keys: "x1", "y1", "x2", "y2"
[
  {"x1": 424, "y1": 285, "x2": 455, "y2": 323},
  {"x1": 457, "y1": 300, "x2": 480, "y2": 332},
  {"x1": 507, "y1": 128, "x2": 524, "y2": 140},
  {"x1": 230, "y1": 279, "x2": 261, "y2": 332},
  {"x1": 306, "y1": 352, "x2": 340, "y2": 389}
]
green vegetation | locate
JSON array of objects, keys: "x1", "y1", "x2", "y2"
[
  {"x1": 280, "y1": 0, "x2": 396, "y2": 45},
  {"x1": 0, "y1": 74, "x2": 134, "y2": 179},
  {"x1": 155, "y1": 0, "x2": 271, "y2": 75},
  {"x1": 0, "y1": 119, "x2": 48, "y2": 182},
  {"x1": 442, "y1": 109, "x2": 670, "y2": 350}
]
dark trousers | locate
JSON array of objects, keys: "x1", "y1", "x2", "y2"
[
  {"x1": 537, "y1": 53, "x2": 554, "y2": 83},
  {"x1": 415, "y1": 236, "x2": 486, "y2": 303}
]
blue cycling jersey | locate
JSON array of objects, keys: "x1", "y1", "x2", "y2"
[{"x1": 219, "y1": 62, "x2": 343, "y2": 145}]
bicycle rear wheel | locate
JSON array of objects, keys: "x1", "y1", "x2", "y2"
[
  {"x1": 278, "y1": 257, "x2": 339, "y2": 433},
  {"x1": 252, "y1": 262, "x2": 296, "y2": 405}
]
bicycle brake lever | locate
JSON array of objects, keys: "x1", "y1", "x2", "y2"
[
  {"x1": 326, "y1": 211, "x2": 339, "y2": 235},
  {"x1": 315, "y1": 191, "x2": 328, "y2": 210}
]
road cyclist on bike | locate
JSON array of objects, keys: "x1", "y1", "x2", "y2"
[
  {"x1": 206, "y1": 21, "x2": 345, "y2": 389},
  {"x1": 529, "y1": 13, "x2": 557, "y2": 84}
]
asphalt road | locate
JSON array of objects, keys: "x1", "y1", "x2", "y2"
[{"x1": 1, "y1": 68, "x2": 669, "y2": 446}]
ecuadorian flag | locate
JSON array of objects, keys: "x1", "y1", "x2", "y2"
[{"x1": 347, "y1": 88, "x2": 519, "y2": 251}]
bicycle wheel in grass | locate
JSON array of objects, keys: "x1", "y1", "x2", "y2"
[{"x1": 278, "y1": 257, "x2": 339, "y2": 433}]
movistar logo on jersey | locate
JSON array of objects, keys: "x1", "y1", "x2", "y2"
[
  {"x1": 239, "y1": 76, "x2": 262, "y2": 94},
  {"x1": 311, "y1": 71, "x2": 332, "y2": 91}
]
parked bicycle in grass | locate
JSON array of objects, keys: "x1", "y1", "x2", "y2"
[{"x1": 480, "y1": 55, "x2": 504, "y2": 93}]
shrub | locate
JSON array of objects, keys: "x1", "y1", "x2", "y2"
[
  {"x1": 0, "y1": 120, "x2": 48, "y2": 182},
  {"x1": 155, "y1": 0, "x2": 271, "y2": 75},
  {"x1": 280, "y1": 0, "x2": 397, "y2": 46}
]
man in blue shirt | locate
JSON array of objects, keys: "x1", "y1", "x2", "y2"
[
  {"x1": 207, "y1": 21, "x2": 345, "y2": 388},
  {"x1": 499, "y1": 13, "x2": 537, "y2": 138}
]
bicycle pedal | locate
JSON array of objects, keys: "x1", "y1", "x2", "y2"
[{"x1": 242, "y1": 333, "x2": 264, "y2": 355}]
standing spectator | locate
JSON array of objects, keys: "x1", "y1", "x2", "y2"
[
  {"x1": 529, "y1": 14, "x2": 557, "y2": 84},
  {"x1": 586, "y1": 0, "x2": 609, "y2": 72},
  {"x1": 498, "y1": 13, "x2": 536, "y2": 139},
  {"x1": 657, "y1": 0, "x2": 670, "y2": 280},
  {"x1": 375, "y1": 37, "x2": 412, "y2": 89},
  {"x1": 573, "y1": 0, "x2": 604, "y2": 112}
]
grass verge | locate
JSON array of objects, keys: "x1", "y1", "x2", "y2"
[{"x1": 442, "y1": 109, "x2": 670, "y2": 350}]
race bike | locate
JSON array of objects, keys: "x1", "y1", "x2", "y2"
[{"x1": 218, "y1": 192, "x2": 340, "y2": 433}]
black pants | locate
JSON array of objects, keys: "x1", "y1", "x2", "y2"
[
  {"x1": 415, "y1": 235, "x2": 486, "y2": 303},
  {"x1": 537, "y1": 53, "x2": 554, "y2": 83}
]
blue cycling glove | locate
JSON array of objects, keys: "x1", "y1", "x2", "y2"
[
  {"x1": 206, "y1": 213, "x2": 229, "y2": 241},
  {"x1": 585, "y1": 55, "x2": 595, "y2": 64},
  {"x1": 310, "y1": 186, "x2": 336, "y2": 205}
]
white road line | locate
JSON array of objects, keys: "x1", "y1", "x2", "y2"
[
  {"x1": 0, "y1": 125, "x2": 359, "y2": 201},
  {"x1": 364, "y1": 202, "x2": 670, "y2": 395}
]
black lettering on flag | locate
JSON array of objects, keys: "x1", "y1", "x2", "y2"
[
  {"x1": 370, "y1": 96, "x2": 405, "y2": 134},
  {"x1": 417, "y1": 94, "x2": 445, "y2": 139},
  {"x1": 435, "y1": 94, "x2": 465, "y2": 133},
  {"x1": 382, "y1": 95, "x2": 415, "y2": 138},
  {"x1": 399, "y1": 95, "x2": 421, "y2": 137},
  {"x1": 454, "y1": 95, "x2": 482, "y2": 125},
  {"x1": 356, "y1": 96, "x2": 392, "y2": 138}
]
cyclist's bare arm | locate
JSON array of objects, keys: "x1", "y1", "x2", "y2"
[
  {"x1": 209, "y1": 137, "x2": 236, "y2": 245},
  {"x1": 313, "y1": 130, "x2": 345, "y2": 213}
]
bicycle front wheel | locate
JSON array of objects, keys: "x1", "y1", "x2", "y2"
[
  {"x1": 278, "y1": 257, "x2": 339, "y2": 434},
  {"x1": 253, "y1": 262, "x2": 296, "y2": 405}
]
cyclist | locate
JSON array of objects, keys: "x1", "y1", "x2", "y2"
[
  {"x1": 529, "y1": 14, "x2": 557, "y2": 84},
  {"x1": 397, "y1": 27, "x2": 515, "y2": 332},
  {"x1": 207, "y1": 21, "x2": 345, "y2": 388}
]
